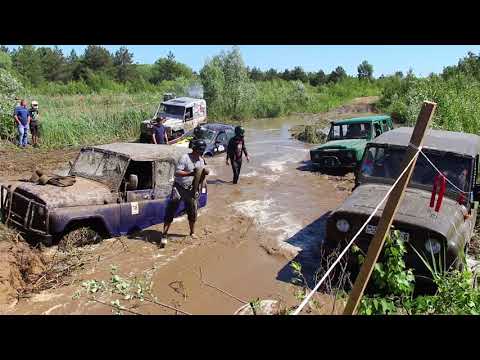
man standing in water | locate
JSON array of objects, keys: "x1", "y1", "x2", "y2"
[
  {"x1": 162, "y1": 139, "x2": 208, "y2": 246},
  {"x1": 226, "y1": 126, "x2": 250, "y2": 184}
]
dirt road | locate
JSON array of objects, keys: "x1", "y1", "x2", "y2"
[{"x1": 1, "y1": 101, "x2": 373, "y2": 315}]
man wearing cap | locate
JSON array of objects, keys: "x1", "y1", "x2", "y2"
[
  {"x1": 152, "y1": 116, "x2": 168, "y2": 145},
  {"x1": 29, "y1": 100, "x2": 40, "y2": 147},
  {"x1": 14, "y1": 99, "x2": 31, "y2": 148},
  {"x1": 162, "y1": 139, "x2": 208, "y2": 246}
]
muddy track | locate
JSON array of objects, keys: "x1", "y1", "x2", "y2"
[{"x1": 0, "y1": 98, "x2": 374, "y2": 315}]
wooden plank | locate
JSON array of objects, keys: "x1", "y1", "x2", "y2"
[{"x1": 343, "y1": 101, "x2": 437, "y2": 315}]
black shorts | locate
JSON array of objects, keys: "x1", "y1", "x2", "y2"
[
  {"x1": 164, "y1": 183, "x2": 198, "y2": 223},
  {"x1": 30, "y1": 122, "x2": 39, "y2": 136}
]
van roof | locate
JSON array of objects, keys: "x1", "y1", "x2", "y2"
[
  {"x1": 371, "y1": 127, "x2": 480, "y2": 157},
  {"x1": 162, "y1": 97, "x2": 204, "y2": 107}
]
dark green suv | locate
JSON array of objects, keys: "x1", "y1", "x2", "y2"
[{"x1": 310, "y1": 115, "x2": 393, "y2": 171}]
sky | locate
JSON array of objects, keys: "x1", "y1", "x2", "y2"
[{"x1": 7, "y1": 45, "x2": 480, "y2": 77}]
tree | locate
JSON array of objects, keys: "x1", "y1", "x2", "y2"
[
  {"x1": 327, "y1": 66, "x2": 347, "y2": 83},
  {"x1": 290, "y1": 66, "x2": 308, "y2": 83},
  {"x1": 394, "y1": 71, "x2": 403, "y2": 78},
  {"x1": 357, "y1": 60, "x2": 374, "y2": 81},
  {"x1": 249, "y1": 67, "x2": 265, "y2": 81},
  {"x1": 11, "y1": 45, "x2": 44, "y2": 86},
  {"x1": 265, "y1": 68, "x2": 279, "y2": 81},
  {"x1": 113, "y1": 46, "x2": 135, "y2": 82},
  {"x1": 82, "y1": 45, "x2": 113, "y2": 72},
  {"x1": 309, "y1": 70, "x2": 326, "y2": 86},
  {"x1": 0, "y1": 69, "x2": 24, "y2": 140},
  {"x1": 37, "y1": 46, "x2": 69, "y2": 82},
  {"x1": 151, "y1": 51, "x2": 193, "y2": 83},
  {"x1": 0, "y1": 51, "x2": 12, "y2": 70},
  {"x1": 200, "y1": 46, "x2": 254, "y2": 118}
]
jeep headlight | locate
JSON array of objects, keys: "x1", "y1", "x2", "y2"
[
  {"x1": 336, "y1": 219, "x2": 350, "y2": 233},
  {"x1": 425, "y1": 238, "x2": 441, "y2": 255}
]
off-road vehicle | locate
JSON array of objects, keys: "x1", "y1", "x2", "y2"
[
  {"x1": 326, "y1": 127, "x2": 480, "y2": 281},
  {"x1": 310, "y1": 115, "x2": 393, "y2": 171},
  {"x1": 140, "y1": 96, "x2": 207, "y2": 143},
  {"x1": 1, "y1": 143, "x2": 208, "y2": 246}
]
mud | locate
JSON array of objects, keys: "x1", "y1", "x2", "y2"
[{"x1": 0, "y1": 100, "x2": 374, "y2": 315}]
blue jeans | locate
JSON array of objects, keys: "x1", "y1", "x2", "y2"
[{"x1": 18, "y1": 124, "x2": 28, "y2": 147}]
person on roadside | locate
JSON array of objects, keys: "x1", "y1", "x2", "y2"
[
  {"x1": 226, "y1": 125, "x2": 250, "y2": 184},
  {"x1": 152, "y1": 116, "x2": 168, "y2": 145},
  {"x1": 162, "y1": 139, "x2": 208, "y2": 246},
  {"x1": 14, "y1": 99, "x2": 31, "y2": 148},
  {"x1": 29, "y1": 100, "x2": 40, "y2": 148}
]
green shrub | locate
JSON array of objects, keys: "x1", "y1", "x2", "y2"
[{"x1": 0, "y1": 69, "x2": 25, "y2": 141}]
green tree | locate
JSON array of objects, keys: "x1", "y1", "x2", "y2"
[
  {"x1": 113, "y1": 46, "x2": 135, "y2": 82},
  {"x1": 11, "y1": 45, "x2": 44, "y2": 86},
  {"x1": 200, "y1": 46, "x2": 255, "y2": 118},
  {"x1": 327, "y1": 66, "x2": 347, "y2": 83},
  {"x1": 152, "y1": 51, "x2": 193, "y2": 83},
  {"x1": 265, "y1": 68, "x2": 279, "y2": 81},
  {"x1": 0, "y1": 69, "x2": 25, "y2": 140},
  {"x1": 309, "y1": 70, "x2": 326, "y2": 86},
  {"x1": 37, "y1": 46, "x2": 69, "y2": 82},
  {"x1": 290, "y1": 66, "x2": 308, "y2": 83},
  {"x1": 82, "y1": 45, "x2": 113, "y2": 72},
  {"x1": 357, "y1": 60, "x2": 374, "y2": 81},
  {"x1": 249, "y1": 67, "x2": 265, "y2": 81},
  {"x1": 0, "y1": 51, "x2": 12, "y2": 70}
]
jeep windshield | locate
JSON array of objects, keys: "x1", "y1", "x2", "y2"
[
  {"x1": 358, "y1": 145, "x2": 473, "y2": 194},
  {"x1": 70, "y1": 149, "x2": 129, "y2": 190},
  {"x1": 159, "y1": 104, "x2": 185, "y2": 117},
  {"x1": 328, "y1": 123, "x2": 372, "y2": 140}
]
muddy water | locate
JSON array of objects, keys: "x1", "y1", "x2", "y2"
[{"x1": 5, "y1": 115, "x2": 352, "y2": 315}]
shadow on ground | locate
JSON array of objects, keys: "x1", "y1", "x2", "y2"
[
  {"x1": 276, "y1": 212, "x2": 331, "y2": 289},
  {"x1": 296, "y1": 160, "x2": 352, "y2": 177},
  {"x1": 127, "y1": 229, "x2": 187, "y2": 245}
]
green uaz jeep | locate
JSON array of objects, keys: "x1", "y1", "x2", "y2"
[{"x1": 310, "y1": 115, "x2": 393, "y2": 171}]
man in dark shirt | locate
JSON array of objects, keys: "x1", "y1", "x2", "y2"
[
  {"x1": 152, "y1": 117, "x2": 168, "y2": 144},
  {"x1": 226, "y1": 126, "x2": 250, "y2": 184},
  {"x1": 14, "y1": 99, "x2": 31, "y2": 148}
]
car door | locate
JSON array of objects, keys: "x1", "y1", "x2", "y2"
[
  {"x1": 214, "y1": 131, "x2": 228, "y2": 154},
  {"x1": 118, "y1": 161, "x2": 158, "y2": 234}
]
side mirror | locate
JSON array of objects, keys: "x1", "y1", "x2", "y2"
[{"x1": 127, "y1": 174, "x2": 138, "y2": 191}]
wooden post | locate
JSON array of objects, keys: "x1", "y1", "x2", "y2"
[{"x1": 343, "y1": 101, "x2": 437, "y2": 315}]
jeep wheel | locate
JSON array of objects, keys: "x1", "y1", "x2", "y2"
[{"x1": 59, "y1": 226, "x2": 102, "y2": 251}]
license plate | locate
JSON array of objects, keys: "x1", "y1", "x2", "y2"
[{"x1": 365, "y1": 225, "x2": 410, "y2": 242}]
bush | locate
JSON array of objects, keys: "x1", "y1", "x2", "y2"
[{"x1": 0, "y1": 69, "x2": 25, "y2": 141}]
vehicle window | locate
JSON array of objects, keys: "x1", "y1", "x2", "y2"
[
  {"x1": 185, "y1": 107, "x2": 193, "y2": 121},
  {"x1": 329, "y1": 123, "x2": 372, "y2": 140},
  {"x1": 71, "y1": 149, "x2": 128, "y2": 190},
  {"x1": 197, "y1": 128, "x2": 216, "y2": 142},
  {"x1": 360, "y1": 146, "x2": 473, "y2": 193},
  {"x1": 374, "y1": 123, "x2": 382, "y2": 137},
  {"x1": 217, "y1": 132, "x2": 227, "y2": 143},
  {"x1": 226, "y1": 129, "x2": 235, "y2": 140},
  {"x1": 382, "y1": 120, "x2": 389, "y2": 132},
  {"x1": 160, "y1": 104, "x2": 185, "y2": 117},
  {"x1": 123, "y1": 161, "x2": 153, "y2": 191},
  {"x1": 155, "y1": 160, "x2": 174, "y2": 198}
]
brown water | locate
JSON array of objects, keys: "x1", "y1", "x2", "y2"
[{"x1": 3, "y1": 114, "x2": 355, "y2": 315}]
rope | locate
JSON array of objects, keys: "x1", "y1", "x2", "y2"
[{"x1": 291, "y1": 146, "x2": 423, "y2": 315}]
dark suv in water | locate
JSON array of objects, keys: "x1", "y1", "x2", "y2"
[{"x1": 326, "y1": 127, "x2": 480, "y2": 280}]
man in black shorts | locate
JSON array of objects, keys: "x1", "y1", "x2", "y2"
[
  {"x1": 162, "y1": 139, "x2": 208, "y2": 246},
  {"x1": 29, "y1": 101, "x2": 40, "y2": 147}
]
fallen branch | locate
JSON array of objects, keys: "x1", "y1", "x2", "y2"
[
  {"x1": 142, "y1": 297, "x2": 192, "y2": 315},
  {"x1": 88, "y1": 297, "x2": 143, "y2": 315},
  {"x1": 199, "y1": 267, "x2": 248, "y2": 305}
]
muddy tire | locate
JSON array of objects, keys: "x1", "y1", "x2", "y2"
[{"x1": 58, "y1": 226, "x2": 102, "y2": 251}]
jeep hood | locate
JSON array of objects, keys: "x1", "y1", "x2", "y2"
[
  {"x1": 332, "y1": 183, "x2": 469, "y2": 239},
  {"x1": 15, "y1": 177, "x2": 117, "y2": 209},
  {"x1": 314, "y1": 139, "x2": 366, "y2": 151}
]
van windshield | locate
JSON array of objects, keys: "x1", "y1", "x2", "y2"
[
  {"x1": 329, "y1": 122, "x2": 372, "y2": 140},
  {"x1": 160, "y1": 104, "x2": 185, "y2": 117},
  {"x1": 359, "y1": 146, "x2": 473, "y2": 194}
]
